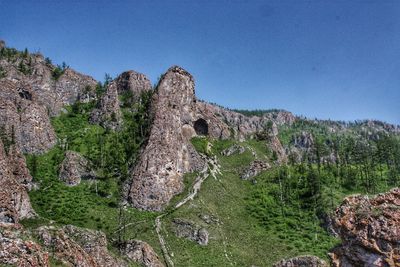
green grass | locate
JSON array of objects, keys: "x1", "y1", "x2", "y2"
[{"x1": 23, "y1": 103, "x2": 159, "y2": 248}]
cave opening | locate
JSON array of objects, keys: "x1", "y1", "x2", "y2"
[{"x1": 194, "y1": 118, "x2": 209, "y2": 136}]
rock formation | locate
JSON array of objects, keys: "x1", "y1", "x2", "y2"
[
  {"x1": 273, "y1": 255, "x2": 328, "y2": 267},
  {"x1": 37, "y1": 225, "x2": 127, "y2": 267},
  {"x1": 172, "y1": 218, "x2": 209, "y2": 246},
  {"x1": 125, "y1": 66, "x2": 207, "y2": 211},
  {"x1": 90, "y1": 70, "x2": 152, "y2": 130},
  {"x1": 59, "y1": 151, "x2": 95, "y2": 186},
  {"x1": 0, "y1": 140, "x2": 35, "y2": 224},
  {"x1": 330, "y1": 188, "x2": 400, "y2": 266},
  {"x1": 241, "y1": 160, "x2": 270, "y2": 180},
  {"x1": 125, "y1": 66, "x2": 295, "y2": 211},
  {"x1": 0, "y1": 80, "x2": 57, "y2": 154},
  {"x1": 221, "y1": 144, "x2": 245, "y2": 156},
  {"x1": 0, "y1": 224, "x2": 49, "y2": 267},
  {"x1": 122, "y1": 240, "x2": 165, "y2": 267}
]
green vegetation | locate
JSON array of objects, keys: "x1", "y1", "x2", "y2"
[
  {"x1": 0, "y1": 66, "x2": 7, "y2": 78},
  {"x1": 52, "y1": 62, "x2": 68, "y2": 80},
  {"x1": 23, "y1": 90, "x2": 156, "y2": 249}
]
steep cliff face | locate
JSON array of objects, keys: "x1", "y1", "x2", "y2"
[
  {"x1": 90, "y1": 70, "x2": 152, "y2": 130},
  {"x1": 0, "y1": 140, "x2": 35, "y2": 224},
  {"x1": 126, "y1": 66, "x2": 206, "y2": 211},
  {"x1": 330, "y1": 188, "x2": 400, "y2": 267},
  {"x1": 0, "y1": 80, "x2": 56, "y2": 154}
]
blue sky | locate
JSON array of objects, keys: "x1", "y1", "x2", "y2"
[{"x1": 1, "y1": 0, "x2": 399, "y2": 124}]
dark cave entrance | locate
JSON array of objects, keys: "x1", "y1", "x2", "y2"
[{"x1": 194, "y1": 118, "x2": 209, "y2": 136}]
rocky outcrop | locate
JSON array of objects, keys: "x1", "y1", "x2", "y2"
[
  {"x1": 0, "y1": 42, "x2": 97, "y2": 116},
  {"x1": 37, "y1": 225, "x2": 127, "y2": 267},
  {"x1": 0, "y1": 140, "x2": 35, "y2": 223},
  {"x1": 196, "y1": 102, "x2": 296, "y2": 140},
  {"x1": 330, "y1": 188, "x2": 400, "y2": 267},
  {"x1": 172, "y1": 218, "x2": 209, "y2": 246},
  {"x1": 0, "y1": 224, "x2": 49, "y2": 267},
  {"x1": 122, "y1": 240, "x2": 165, "y2": 267},
  {"x1": 0, "y1": 81, "x2": 57, "y2": 154},
  {"x1": 221, "y1": 144, "x2": 245, "y2": 156},
  {"x1": 90, "y1": 70, "x2": 152, "y2": 130},
  {"x1": 273, "y1": 255, "x2": 328, "y2": 267},
  {"x1": 241, "y1": 160, "x2": 270, "y2": 180},
  {"x1": 126, "y1": 66, "x2": 207, "y2": 211},
  {"x1": 59, "y1": 151, "x2": 95, "y2": 186}
]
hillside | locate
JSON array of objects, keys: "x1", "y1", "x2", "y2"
[{"x1": 0, "y1": 41, "x2": 399, "y2": 267}]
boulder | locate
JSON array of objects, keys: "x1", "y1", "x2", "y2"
[
  {"x1": 122, "y1": 239, "x2": 165, "y2": 267},
  {"x1": 241, "y1": 160, "x2": 270, "y2": 180},
  {"x1": 172, "y1": 218, "x2": 209, "y2": 246},
  {"x1": 59, "y1": 151, "x2": 95, "y2": 186}
]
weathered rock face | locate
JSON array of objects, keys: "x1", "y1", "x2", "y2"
[
  {"x1": 126, "y1": 66, "x2": 207, "y2": 211},
  {"x1": 37, "y1": 225, "x2": 127, "y2": 267},
  {"x1": 114, "y1": 70, "x2": 152, "y2": 97},
  {"x1": 241, "y1": 160, "x2": 270, "y2": 180},
  {"x1": 292, "y1": 131, "x2": 314, "y2": 150},
  {"x1": 0, "y1": 81, "x2": 57, "y2": 154},
  {"x1": 172, "y1": 218, "x2": 209, "y2": 246},
  {"x1": 0, "y1": 224, "x2": 50, "y2": 267},
  {"x1": 59, "y1": 151, "x2": 95, "y2": 186},
  {"x1": 0, "y1": 42, "x2": 97, "y2": 116},
  {"x1": 90, "y1": 70, "x2": 152, "y2": 130},
  {"x1": 0, "y1": 140, "x2": 35, "y2": 224},
  {"x1": 196, "y1": 102, "x2": 296, "y2": 140},
  {"x1": 330, "y1": 188, "x2": 400, "y2": 267},
  {"x1": 122, "y1": 239, "x2": 165, "y2": 267},
  {"x1": 273, "y1": 255, "x2": 328, "y2": 267}
]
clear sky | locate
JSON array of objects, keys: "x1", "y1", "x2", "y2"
[{"x1": 1, "y1": 0, "x2": 399, "y2": 124}]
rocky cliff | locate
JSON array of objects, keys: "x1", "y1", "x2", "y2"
[
  {"x1": 90, "y1": 70, "x2": 152, "y2": 130},
  {"x1": 0, "y1": 140, "x2": 35, "y2": 224},
  {"x1": 125, "y1": 66, "x2": 207, "y2": 211},
  {"x1": 330, "y1": 188, "x2": 400, "y2": 266}
]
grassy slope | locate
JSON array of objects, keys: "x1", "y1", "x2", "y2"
[
  {"x1": 20, "y1": 105, "x2": 396, "y2": 267},
  {"x1": 159, "y1": 139, "x2": 338, "y2": 266}
]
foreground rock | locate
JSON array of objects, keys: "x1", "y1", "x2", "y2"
[
  {"x1": 122, "y1": 239, "x2": 165, "y2": 267},
  {"x1": 273, "y1": 255, "x2": 328, "y2": 267},
  {"x1": 330, "y1": 188, "x2": 400, "y2": 266},
  {"x1": 241, "y1": 160, "x2": 270, "y2": 180},
  {"x1": 0, "y1": 224, "x2": 49, "y2": 267},
  {"x1": 172, "y1": 218, "x2": 209, "y2": 246},
  {"x1": 59, "y1": 150, "x2": 95, "y2": 186},
  {"x1": 37, "y1": 225, "x2": 127, "y2": 267}
]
